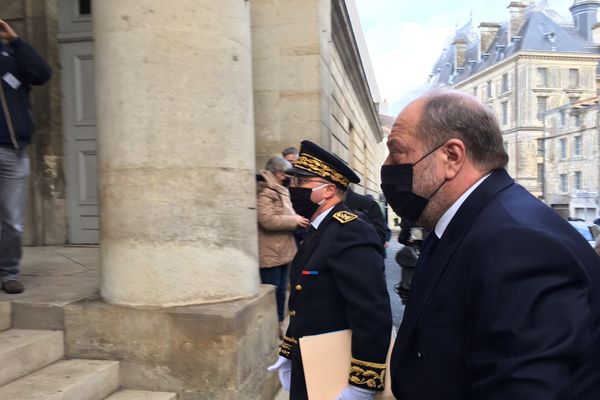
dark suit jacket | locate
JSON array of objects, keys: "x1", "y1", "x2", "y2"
[
  {"x1": 279, "y1": 202, "x2": 392, "y2": 399},
  {"x1": 345, "y1": 188, "x2": 391, "y2": 245},
  {"x1": 391, "y1": 169, "x2": 600, "y2": 400}
]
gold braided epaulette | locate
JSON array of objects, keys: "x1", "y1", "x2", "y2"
[
  {"x1": 349, "y1": 357, "x2": 386, "y2": 391},
  {"x1": 332, "y1": 210, "x2": 357, "y2": 224}
]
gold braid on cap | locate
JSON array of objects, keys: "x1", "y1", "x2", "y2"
[{"x1": 295, "y1": 153, "x2": 350, "y2": 187}]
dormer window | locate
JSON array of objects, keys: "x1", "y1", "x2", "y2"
[{"x1": 544, "y1": 32, "x2": 557, "y2": 43}]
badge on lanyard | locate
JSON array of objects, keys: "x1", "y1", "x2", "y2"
[{"x1": 2, "y1": 72, "x2": 21, "y2": 90}]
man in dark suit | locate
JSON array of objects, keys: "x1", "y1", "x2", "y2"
[
  {"x1": 381, "y1": 89, "x2": 600, "y2": 399},
  {"x1": 345, "y1": 187, "x2": 391, "y2": 248},
  {"x1": 269, "y1": 140, "x2": 392, "y2": 400}
]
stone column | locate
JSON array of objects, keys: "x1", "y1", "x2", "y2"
[{"x1": 94, "y1": 0, "x2": 259, "y2": 307}]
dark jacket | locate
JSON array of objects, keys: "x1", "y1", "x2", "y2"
[
  {"x1": 345, "y1": 188, "x2": 391, "y2": 245},
  {"x1": 395, "y1": 245, "x2": 418, "y2": 267},
  {"x1": 280, "y1": 203, "x2": 392, "y2": 399},
  {"x1": 0, "y1": 38, "x2": 52, "y2": 148},
  {"x1": 391, "y1": 169, "x2": 600, "y2": 400}
]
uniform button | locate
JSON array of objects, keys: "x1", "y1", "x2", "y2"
[
  {"x1": 295, "y1": 284, "x2": 302, "y2": 291},
  {"x1": 417, "y1": 352, "x2": 422, "y2": 359},
  {"x1": 289, "y1": 310, "x2": 296, "y2": 316}
]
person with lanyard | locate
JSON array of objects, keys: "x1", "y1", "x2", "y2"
[
  {"x1": 0, "y1": 19, "x2": 51, "y2": 294},
  {"x1": 268, "y1": 140, "x2": 392, "y2": 400}
]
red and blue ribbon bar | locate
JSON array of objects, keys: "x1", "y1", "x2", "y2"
[{"x1": 302, "y1": 270, "x2": 319, "y2": 275}]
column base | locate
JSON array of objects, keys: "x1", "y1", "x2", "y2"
[{"x1": 64, "y1": 286, "x2": 280, "y2": 400}]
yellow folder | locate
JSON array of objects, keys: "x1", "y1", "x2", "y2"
[{"x1": 299, "y1": 329, "x2": 395, "y2": 400}]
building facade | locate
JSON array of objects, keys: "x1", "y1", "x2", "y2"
[
  {"x1": 251, "y1": 0, "x2": 385, "y2": 196},
  {"x1": 2, "y1": 0, "x2": 385, "y2": 245},
  {"x1": 0, "y1": 0, "x2": 386, "y2": 398},
  {"x1": 544, "y1": 97, "x2": 600, "y2": 220},
  {"x1": 427, "y1": 1, "x2": 600, "y2": 210}
]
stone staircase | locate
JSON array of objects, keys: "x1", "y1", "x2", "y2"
[{"x1": 0, "y1": 301, "x2": 176, "y2": 400}]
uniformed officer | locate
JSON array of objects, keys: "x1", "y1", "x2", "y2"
[{"x1": 268, "y1": 140, "x2": 392, "y2": 400}]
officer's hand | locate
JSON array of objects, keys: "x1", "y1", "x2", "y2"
[
  {"x1": 267, "y1": 355, "x2": 291, "y2": 390},
  {"x1": 336, "y1": 386, "x2": 376, "y2": 400},
  {"x1": 0, "y1": 20, "x2": 18, "y2": 41}
]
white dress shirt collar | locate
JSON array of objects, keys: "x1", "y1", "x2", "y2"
[
  {"x1": 434, "y1": 173, "x2": 491, "y2": 239},
  {"x1": 311, "y1": 205, "x2": 335, "y2": 229}
]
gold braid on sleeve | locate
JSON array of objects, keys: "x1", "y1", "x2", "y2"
[
  {"x1": 348, "y1": 357, "x2": 386, "y2": 391},
  {"x1": 278, "y1": 335, "x2": 297, "y2": 359}
]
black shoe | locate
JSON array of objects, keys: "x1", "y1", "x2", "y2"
[{"x1": 2, "y1": 280, "x2": 24, "y2": 294}]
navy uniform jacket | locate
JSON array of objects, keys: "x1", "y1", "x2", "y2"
[
  {"x1": 391, "y1": 169, "x2": 600, "y2": 400},
  {"x1": 279, "y1": 202, "x2": 392, "y2": 400}
]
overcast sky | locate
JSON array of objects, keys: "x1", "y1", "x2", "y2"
[{"x1": 354, "y1": 0, "x2": 577, "y2": 116}]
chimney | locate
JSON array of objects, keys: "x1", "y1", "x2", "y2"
[
  {"x1": 570, "y1": 0, "x2": 600, "y2": 42},
  {"x1": 453, "y1": 38, "x2": 467, "y2": 74},
  {"x1": 508, "y1": 2, "x2": 527, "y2": 42},
  {"x1": 478, "y1": 22, "x2": 501, "y2": 59},
  {"x1": 593, "y1": 22, "x2": 600, "y2": 43}
]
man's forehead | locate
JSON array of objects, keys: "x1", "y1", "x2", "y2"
[
  {"x1": 388, "y1": 117, "x2": 417, "y2": 148},
  {"x1": 391, "y1": 98, "x2": 425, "y2": 134}
]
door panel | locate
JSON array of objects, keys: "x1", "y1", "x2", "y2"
[{"x1": 61, "y1": 40, "x2": 98, "y2": 244}]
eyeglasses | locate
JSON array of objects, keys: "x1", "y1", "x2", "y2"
[{"x1": 289, "y1": 176, "x2": 330, "y2": 187}]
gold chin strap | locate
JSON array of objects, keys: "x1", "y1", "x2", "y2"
[{"x1": 0, "y1": 82, "x2": 18, "y2": 150}]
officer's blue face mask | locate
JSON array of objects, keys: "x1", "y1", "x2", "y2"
[{"x1": 380, "y1": 143, "x2": 446, "y2": 224}]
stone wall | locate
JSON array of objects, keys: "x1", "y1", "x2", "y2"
[
  {"x1": 251, "y1": 0, "x2": 323, "y2": 169},
  {"x1": 324, "y1": 0, "x2": 383, "y2": 195},
  {"x1": 251, "y1": 0, "x2": 383, "y2": 186},
  {"x1": 327, "y1": 41, "x2": 383, "y2": 195}
]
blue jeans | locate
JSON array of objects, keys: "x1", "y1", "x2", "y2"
[
  {"x1": 259, "y1": 264, "x2": 289, "y2": 321},
  {"x1": 0, "y1": 146, "x2": 29, "y2": 282}
]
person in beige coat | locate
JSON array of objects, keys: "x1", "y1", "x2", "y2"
[{"x1": 257, "y1": 156, "x2": 309, "y2": 325}]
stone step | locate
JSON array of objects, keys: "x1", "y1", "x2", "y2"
[
  {"x1": 104, "y1": 390, "x2": 177, "y2": 400},
  {"x1": 0, "y1": 302, "x2": 9, "y2": 331},
  {"x1": 0, "y1": 329, "x2": 64, "y2": 387},
  {"x1": 0, "y1": 359, "x2": 119, "y2": 400}
]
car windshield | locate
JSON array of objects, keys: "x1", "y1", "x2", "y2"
[{"x1": 571, "y1": 224, "x2": 593, "y2": 240}]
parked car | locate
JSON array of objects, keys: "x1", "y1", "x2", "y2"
[{"x1": 568, "y1": 220, "x2": 599, "y2": 247}]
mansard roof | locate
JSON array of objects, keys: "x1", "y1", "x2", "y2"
[{"x1": 428, "y1": 3, "x2": 600, "y2": 87}]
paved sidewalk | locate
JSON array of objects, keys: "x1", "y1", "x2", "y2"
[{"x1": 0, "y1": 245, "x2": 100, "y2": 304}]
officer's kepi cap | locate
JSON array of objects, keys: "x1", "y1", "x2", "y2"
[{"x1": 285, "y1": 140, "x2": 360, "y2": 189}]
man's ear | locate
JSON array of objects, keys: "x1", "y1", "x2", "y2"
[
  {"x1": 323, "y1": 184, "x2": 339, "y2": 200},
  {"x1": 443, "y1": 138, "x2": 466, "y2": 179}
]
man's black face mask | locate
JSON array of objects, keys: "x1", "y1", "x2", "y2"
[{"x1": 380, "y1": 143, "x2": 446, "y2": 224}]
